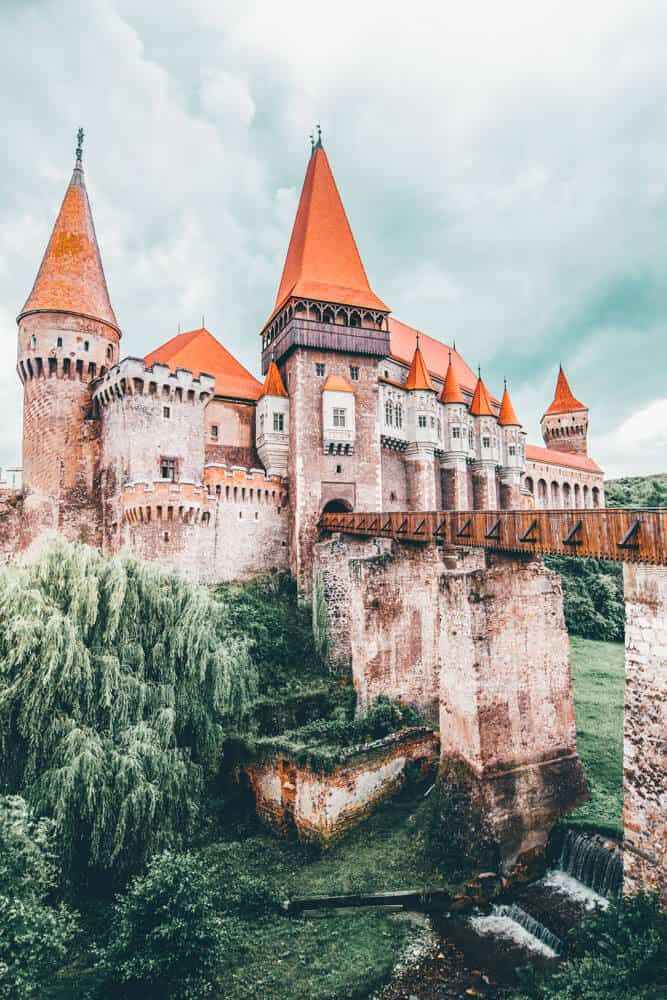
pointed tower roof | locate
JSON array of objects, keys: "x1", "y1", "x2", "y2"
[
  {"x1": 261, "y1": 359, "x2": 288, "y2": 398},
  {"x1": 18, "y1": 130, "x2": 119, "y2": 334},
  {"x1": 469, "y1": 372, "x2": 495, "y2": 417},
  {"x1": 544, "y1": 365, "x2": 587, "y2": 416},
  {"x1": 269, "y1": 141, "x2": 388, "y2": 324},
  {"x1": 146, "y1": 327, "x2": 262, "y2": 401},
  {"x1": 405, "y1": 338, "x2": 436, "y2": 391},
  {"x1": 498, "y1": 383, "x2": 521, "y2": 426},
  {"x1": 439, "y1": 353, "x2": 466, "y2": 404}
]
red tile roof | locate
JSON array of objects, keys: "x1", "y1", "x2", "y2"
[
  {"x1": 439, "y1": 356, "x2": 466, "y2": 405},
  {"x1": 261, "y1": 360, "x2": 288, "y2": 398},
  {"x1": 469, "y1": 374, "x2": 495, "y2": 417},
  {"x1": 19, "y1": 155, "x2": 119, "y2": 333},
  {"x1": 498, "y1": 385, "x2": 521, "y2": 426},
  {"x1": 145, "y1": 328, "x2": 262, "y2": 401},
  {"x1": 387, "y1": 318, "x2": 489, "y2": 400},
  {"x1": 322, "y1": 374, "x2": 354, "y2": 393},
  {"x1": 544, "y1": 366, "x2": 587, "y2": 416},
  {"x1": 268, "y1": 145, "x2": 388, "y2": 324},
  {"x1": 525, "y1": 444, "x2": 603, "y2": 474},
  {"x1": 405, "y1": 342, "x2": 436, "y2": 391}
]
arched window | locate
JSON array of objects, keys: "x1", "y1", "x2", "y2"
[
  {"x1": 550, "y1": 481, "x2": 560, "y2": 507},
  {"x1": 525, "y1": 476, "x2": 534, "y2": 495},
  {"x1": 349, "y1": 311, "x2": 361, "y2": 328},
  {"x1": 583, "y1": 484, "x2": 589, "y2": 506},
  {"x1": 323, "y1": 307, "x2": 335, "y2": 324},
  {"x1": 562, "y1": 482, "x2": 572, "y2": 507},
  {"x1": 538, "y1": 479, "x2": 547, "y2": 505},
  {"x1": 574, "y1": 483, "x2": 581, "y2": 508},
  {"x1": 395, "y1": 402, "x2": 403, "y2": 429},
  {"x1": 592, "y1": 486, "x2": 600, "y2": 508}
]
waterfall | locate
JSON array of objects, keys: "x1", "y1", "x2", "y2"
[
  {"x1": 469, "y1": 903, "x2": 564, "y2": 958},
  {"x1": 558, "y1": 830, "x2": 623, "y2": 897}
]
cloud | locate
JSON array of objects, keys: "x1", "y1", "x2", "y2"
[
  {"x1": 597, "y1": 398, "x2": 667, "y2": 478},
  {"x1": 0, "y1": 0, "x2": 666, "y2": 480}
]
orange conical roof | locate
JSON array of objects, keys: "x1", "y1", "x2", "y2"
[
  {"x1": 261, "y1": 359, "x2": 288, "y2": 398},
  {"x1": 544, "y1": 365, "x2": 587, "y2": 416},
  {"x1": 439, "y1": 354, "x2": 466, "y2": 404},
  {"x1": 146, "y1": 328, "x2": 262, "y2": 401},
  {"x1": 405, "y1": 340, "x2": 436, "y2": 391},
  {"x1": 469, "y1": 372, "x2": 495, "y2": 417},
  {"x1": 269, "y1": 141, "x2": 388, "y2": 322},
  {"x1": 498, "y1": 384, "x2": 521, "y2": 426},
  {"x1": 18, "y1": 133, "x2": 119, "y2": 333}
]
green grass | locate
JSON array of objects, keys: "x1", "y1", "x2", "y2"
[{"x1": 568, "y1": 636, "x2": 624, "y2": 836}]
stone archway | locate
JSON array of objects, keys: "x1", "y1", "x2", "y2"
[{"x1": 321, "y1": 498, "x2": 353, "y2": 515}]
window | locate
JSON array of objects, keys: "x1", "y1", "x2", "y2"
[
  {"x1": 395, "y1": 403, "x2": 402, "y2": 429},
  {"x1": 384, "y1": 370, "x2": 389, "y2": 379},
  {"x1": 57, "y1": 336, "x2": 63, "y2": 347},
  {"x1": 437, "y1": 419, "x2": 442, "y2": 439},
  {"x1": 482, "y1": 436, "x2": 490, "y2": 449},
  {"x1": 211, "y1": 424, "x2": 219, "y2": 439},
  {"x1": 160, "y1": 457, "x2": 177, "y2": 482},
  {"x1": 259, "y1": 413, "x2": 265, "y2": 431},
  {"x1": 315, "y1": 363, "x2": 325, "y2": 377},
  {"x1": 84, "y1": 340, "x2": 89, "y2": 351},
  {"x1": 336, "y1": 464, "x2": 342, "y2": 473},
  {"x1": 430, "y1": 416, "x2": 435, "y2": 428},
  {"x1": 333, "y1": 408, "x2": 346, "y2": 428},
  {"x1": 509, "y1": 445, "x2": 516, "y2": 456},
  {"x1": 273, "y1": 412, "x2": 284, "y2": 432},
  {"x1": 30, "y1": 335, "x2": 36, "y2": 349},
  {"x1": 468, "y1": 429, "x2": 474, "y2": 449},
  {"x1": 107, "y1": 344, "x2": 114, "y2": 360},
  {"x1": 350, "y1": 366, "x2": 359, "y2": 381},
  {"x1": 163, "y1": 406, "x2": 171, "y2": 419},
  {"x1": 385, "y1": 399, "x2": 393, "y2": 426},
  {"x1": 452, "y1": 426, "x2": 461, "y2": 439},
  {"x1": 418, "y1": 415, "x2": 427, "y2": 428}
]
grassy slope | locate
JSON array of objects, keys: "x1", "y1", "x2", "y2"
[{"x1": 568, "y1": 636, "x2": 624, "y2": 836}]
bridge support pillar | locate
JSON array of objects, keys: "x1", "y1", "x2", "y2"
[
  {"x1": 313, "y1": 536, "x2": 588, "y2": 870},
  {"x1": 623, "y1": 563, "x2": 667, "y2": 899}
]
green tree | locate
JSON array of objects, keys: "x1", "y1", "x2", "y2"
[
  {"x1": 0, "y1": 541, "x2": 256, "y2": 884},
  {"x1": 0, "y1": 795, "x2": 78, "y2": 1000}
]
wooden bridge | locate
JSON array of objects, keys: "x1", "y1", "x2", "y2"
[{"x1": 319, "y1": 508, "x2": 667, "y2": 564}]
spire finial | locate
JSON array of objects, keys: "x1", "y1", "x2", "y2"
[
  {"x1": 504, "y1": 376, "x2": 507, "y2": 389},
  {"x1": 310, "y1": 132, "x2": 314, "y2": 154},
  {"x1": 448, "y1": 349, "x2": 452, "y2": 365},
  {"x1": 415, "y1": 332, "x2": 420, "y2": 350},
  {"x1": 76, "y1": 127, "x2": 84, "y2": 165},
  {"x1": 478, "y1": 365, "x2": 481, "y2": 379},
  {"x1": 314, "y1": 123, "x2": 323, "y2": 149}
]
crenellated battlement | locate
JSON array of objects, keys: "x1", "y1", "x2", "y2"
[
  {"x1": 203, "y1": 464, "x2": 288, "y2": 506},
  {"x1": 92, "y1": 357, "x2": 215, "y2": 411},
  {"x1": 121, "y1": 480, "x2": 212, "y2": 527}
]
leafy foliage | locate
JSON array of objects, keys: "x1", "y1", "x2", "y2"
[
  {"x1": 605, "y1": 473, "x2": 667, "y2": 508},
  {"x1": 0, "y1": 541, "x2": 256, "y2": 884},
  {"x1": 0, "y1": 795, "x2": 78, "y2": 1000},
  {"x1": 546, "y1": 557, "x2": 624, "y2": 641},
  {"x1": 513, "y1": 891, "x2": 667, "y2": 1000}
]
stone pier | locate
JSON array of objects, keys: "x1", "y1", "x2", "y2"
[
  {"x1": 623, "y1": 563, "x2": 667, "y2": 899},
  {"x1": 314, "y1": 535, "x2": 588, "y2": 870}
]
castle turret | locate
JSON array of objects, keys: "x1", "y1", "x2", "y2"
[
  {"x1": 17, "y1": 130, "x2": 120, "y2": 541},
  {"x1": 469, "y1": 371, "x2": 499, "y2": 509},
  {"x1": 260, "y1": 132, "x2": 389, "y2": 586},
  {"x1": 438, "y1": 353, "x2": 470, "y2": 509},
  {"x1": 540, "y1": 366, "x2": 588, "y2": 455},
  {"x1": 497, "y1": 382, "x2": 525, "y2": 509},
  {"x1": 403, "y1": 338, "x2": 439, "y2": 509},
  {"x1": 256, "y1": 360, "x2": 289, "y2": 476}
]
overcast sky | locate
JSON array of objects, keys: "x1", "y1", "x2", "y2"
[{"x1": 1, "y1": 1, "x2": 666, "y2": 477}]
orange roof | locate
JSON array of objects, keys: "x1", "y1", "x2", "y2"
[
  {"x1": 268, "y1": 144, "x2": 388, "y2": 324},
  {"x1": 387, "y1": 318, "x2": 489, "y2": 400},
  {"x1": 322, "y1": 374, "x2": 354, "y2": 393},
  {"x1": 498, "y1": 385, "x2": 521, "y2": 426},
  {"x1": 261, "y1": 360, "x2": 288, "y2": 398},
  {"x1": 440, "y1": 355, "x2": 466, "y2": 404},
  {"x1": 145, "y1": 328, "x2": 262, "y2": 401},
  {"x1": 526, "y1": 444, "x2": 602, "y2": 474},
  {"x1": 405, "y1": 341, "x2": 436, "y2": 391},
  {"x1": 469, "y1": 373, "x2": 495, "y2": 417},
  {"x1": 544, "y1": 366, "x2": 587, "y2": 417},
  {"x1": 19, "y1": 148, "x2": 119, "y2": 333}
]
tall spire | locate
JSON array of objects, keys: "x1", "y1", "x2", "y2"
[
  {"x1": 260, "y1": 359, "x2": 288, "y2": 398},
  {"x1": 18, "y1": 129, "x2": 119, "y2": 333},
  {"x1": 270, "y1": 142, "x2": 388, "y2": 320},
  {"x1": 498, "y1": 382, "x2": 521, "y2": 426},
  {"x1": 469, "y1": 371, "x2": 495, "y2": 417},
  {"x1": 544, "y1": 365, "x2": 587, "y2": 416},
  {"x1": 439, "y1": 351, "x2": 466, "y2": 404},
  {"x1": 405, "y1": 339, "x2": 435, "y2": 391}
]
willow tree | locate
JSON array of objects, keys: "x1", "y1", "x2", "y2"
[{"x1": 0, "y1": 541, "x2": 256, "y2": 883}]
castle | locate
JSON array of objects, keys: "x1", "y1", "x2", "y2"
[{"x1": 6, "y1": 131, "x2": 604, "y2": 586}]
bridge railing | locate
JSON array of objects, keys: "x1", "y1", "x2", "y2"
[{"x1": 319, "y1": 509, "x2": 667, "y2": 564}]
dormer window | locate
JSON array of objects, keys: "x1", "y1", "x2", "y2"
[
  {"x1": 333, "y1": 408, "x2": 346, "y2": 428},
  {"x1": 418, "y1": 415, "x2": 427, "y2": 429},
  {"x1": 483, "y1": 436, "x2": 491, "y2": 449},
  {"x1": 509, "y1": 445, "x2": 516, "y2": 456},
  {"x1": 452, "y1": 427, "x2": 461, "y2": 439},
  {"x1": 273, "y1": 413, "x2": 285, "y2": 432}
]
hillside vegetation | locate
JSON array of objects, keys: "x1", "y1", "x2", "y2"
[{"x1": 547, "y1": 472, "x2": 666, "y2": 641}]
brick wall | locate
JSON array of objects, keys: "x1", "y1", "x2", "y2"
[{"x1": 623, "y1": 563, "x2": 667, "y2": 899}]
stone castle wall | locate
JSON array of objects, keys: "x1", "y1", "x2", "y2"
[{"x1": 623, "y1": 563, "x2": 667, "y2": 900}]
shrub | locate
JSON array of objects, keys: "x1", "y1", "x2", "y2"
[{"x1": 0, "y1": 796, "x2": 78, "y2": 1000}]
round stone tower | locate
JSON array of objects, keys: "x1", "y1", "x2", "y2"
[
  {"x1": 540, "y1": 365, "x2": 588, "y2": 456},
  {"x1": 16, "y1": 130, "x2": 121, "y2": 541}
]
